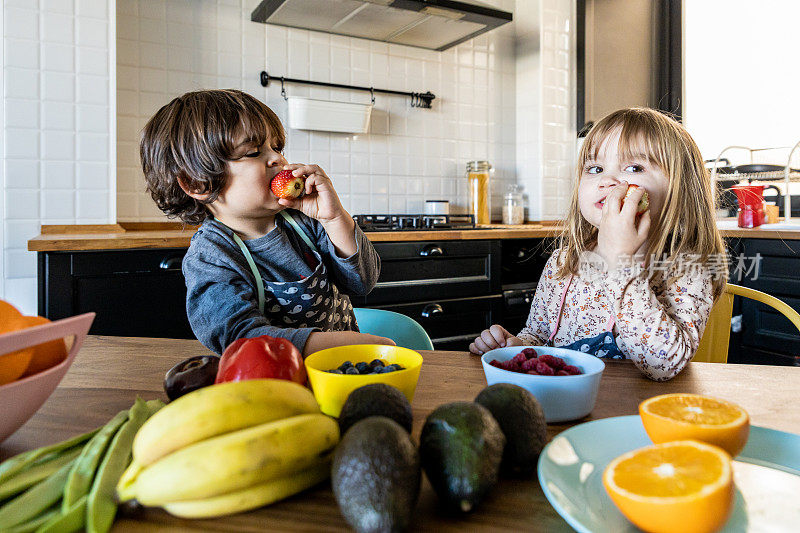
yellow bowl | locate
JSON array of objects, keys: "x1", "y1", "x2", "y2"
[{"x1": 304, "y1": 345, "x2": 423, "y2": 417}]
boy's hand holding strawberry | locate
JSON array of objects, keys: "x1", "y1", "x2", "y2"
[
  {"x1": 273, "y1": 163, "x2": 357, "y2": 258},
  {"x1": 596, "y1": 181, "x2": 651, "y2": 271}
]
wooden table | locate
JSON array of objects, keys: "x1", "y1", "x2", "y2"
[{"x1": 3, "y1": 336, "x2": 800, "y2": 532}]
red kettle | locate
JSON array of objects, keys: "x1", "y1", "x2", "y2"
[{"x1": 731, "y1": 185, "x2": 766, "y2": 228}]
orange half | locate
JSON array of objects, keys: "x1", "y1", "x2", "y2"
[
  {"x1": 603, "y1": 440, "x2": 734, "y2": 533},
  {"x1": 640, "y1": 393, "x2": 749, "y2": 456}
]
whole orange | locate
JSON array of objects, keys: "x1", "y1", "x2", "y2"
[
  {"x1": 0, "y1": 301, "x2": 35, "y2": 385},
  {"x1": 19, "y1": 315, "x2": 68, "y2": 377}
]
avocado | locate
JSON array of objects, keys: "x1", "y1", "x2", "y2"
[
  {"x1": 332, "y1": 416, "x2": 421, "y2": 533},
  {"x1": 419, "y1": 401, "x2": 505, "y2": 513},
  {"x1": 475, "y1": 383, "x2": 548, "y2": 477},
  {"x1": 338, "y1": 383, "x2": 413, "y2": 435}
]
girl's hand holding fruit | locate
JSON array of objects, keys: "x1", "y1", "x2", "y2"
[
  {"x1": 595, "y1": 182, "x2": 651, "y2": 271},
  {"x1": 469, "y1": 325, "x2": 523, "y2": 356}
]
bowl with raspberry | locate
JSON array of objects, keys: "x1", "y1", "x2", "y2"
[{"x1": 480, "y1": 346, "x2": 605, "y2": 423}]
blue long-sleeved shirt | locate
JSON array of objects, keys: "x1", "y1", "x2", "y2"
[{"x1": 182, "y1": 210, "x2": 380, "y2": 355}]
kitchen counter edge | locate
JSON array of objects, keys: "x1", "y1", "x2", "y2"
[{"x1": 27, "y1": 220, "x2": 800, "y2": 252}]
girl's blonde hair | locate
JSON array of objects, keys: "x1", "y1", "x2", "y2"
[{"x1": 557, "y1": 107, "x2": 727, "y2": 300}]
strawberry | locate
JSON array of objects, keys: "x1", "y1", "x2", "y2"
[
  {"x1": 270, "y1": 170, "x2": 304, "y2": 199},
  {"x1": 623, "y1": 184, "x2": 649, "y2": 215}
]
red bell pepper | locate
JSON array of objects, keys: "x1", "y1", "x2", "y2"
[{"x1": 215, "y1": 335, "x2": 307, "y2": 385}]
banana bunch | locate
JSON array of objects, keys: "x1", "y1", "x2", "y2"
[{"x1": 116, "y1": 379, "x2": 338, "y2": 518}]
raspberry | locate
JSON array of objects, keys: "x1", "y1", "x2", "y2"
[
  {"x1": 563, "y1": 365, "x2": 582, "y2": 375},
  {"x1": 520, "y1": 347, "x2": 538, "y2": 358},
  {"x1": 536, "y1": 362, "x2": 555, "y2": 376},
  {"x1": 521, "y1": 358, "x2": 538, "y2": 371},
  {"x1": 538, "y1": 354, "x2": 566, "y2": 369},
  {"x1": 556, "y1": 370, "x2": 570, "y2": 376},
  {"x1": 511, "y1": 352, "x2": 528, "y2": 365},
  {"x1": 489, "y1": 360, "x2": 503, "y2": 368}
]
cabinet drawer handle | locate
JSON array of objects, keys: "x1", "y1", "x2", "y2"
[
  {"x1": 419, "y1": 245, "x2": 444, "y2": 257},
  {"x1": 421, "y1": 303, "x2": 443, "y2": 318},
  {"x1": 159, "y1": 257, "x2": 183, "y2": 271}
]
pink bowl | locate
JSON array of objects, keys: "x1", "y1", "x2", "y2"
[{"x1": 0, "y1": 313, "x2": 95, "y2": 443}]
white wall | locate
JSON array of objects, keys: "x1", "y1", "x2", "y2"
[
  {"x1": 684, "y1": 0, "x2": 800, "y2": 162},
  {"x1": 116, "y1": 0, "x2": 518, "y2": 221},
  {"x1": 1, "y1": 0, "x2": 578, "y2": 314},
  {"x1": 1, "y1": 0, "x2": 116, "y2": 313}
]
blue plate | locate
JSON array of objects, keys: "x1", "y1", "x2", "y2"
[{"x1": 537, "y1": 416, "x2": 800, "y2": 532}]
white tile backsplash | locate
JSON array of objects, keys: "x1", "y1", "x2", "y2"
[
  {"x1": 116, "y1": 0, "x2": 519, "y2": 221},
  {"x1": 1, "y1": 0, "x2": 577, "y2": 311},
  {"x1": 1, "y1": 0, "x2": 115, "y2": 308}
]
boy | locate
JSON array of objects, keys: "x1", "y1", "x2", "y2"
[{"x1": 140, "y1": 89, "x2": 392, "y2": 355}]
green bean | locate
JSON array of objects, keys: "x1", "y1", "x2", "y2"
[
  {"x1": 0, "y1": 462, "x2": 73, "y2": 528},
  {"x1": 0, "y1": 447, "x2": 82, "y2": 501},
  {"x1": 0, "y1": 429, "x2": 98, "y2": 484},
  {"x1": 86, "y1": 398, "x2": 151, "y2": 533},
  {"x1": 4, "y1": 507, "x2": 60, "y2": 533},
  {"x1": 36, "y1": 495, "x2": 87, "y2": 533},
  {"x1": 62, "y1": 410, "x2": 128, "y2": 511}
]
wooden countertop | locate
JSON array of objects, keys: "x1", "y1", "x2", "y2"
[
  {"x1": 26, "y1": 219, "x2": 800, "y2": 251},
  {"x1": 2, "y1": 336, "x2": 799, "y2": 531}
]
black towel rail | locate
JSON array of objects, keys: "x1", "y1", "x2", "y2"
[{"x1": 259, "y1": 70, "x2": 435, "y2": 109}]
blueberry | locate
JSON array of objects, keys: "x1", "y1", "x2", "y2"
[
  {"x1": 372, "y1": 366, "x2": 384, "y2": 374},
  {"x1": 382, "y1": 366, "x2": 395, "y2": 373},
  {"x1": 345, "y1": 367, "x2": 359, "y2": 375},
  {"x1": 328, "y1": 369, "x2": 343, "y2": 374},
  {"x1": 369, "y1": 359, "x2": 385, "y2": 368},
  {"x1": 339, "y1": 361, "x2": 354, "y2": 371},
  {"x1": 355, "y1": 362, "x2": 369, "y2": 373},
  {"x1": 387, "y1": 364, "x2": 404, "y2": 371}
]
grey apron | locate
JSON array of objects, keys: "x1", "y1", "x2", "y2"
[{"x1": 215, "y1": 211, "x2": 355, "y2": 331}]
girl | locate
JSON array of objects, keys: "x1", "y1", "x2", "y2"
[{"x1": 470, "y1": 108, "x2": 727, "y2": 381}]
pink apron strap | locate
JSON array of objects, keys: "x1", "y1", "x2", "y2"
[
  {"x1": 548, "y1": 274, "x2": 574, "y2": 343},
  {"x1": 605, "y1": 311, "x2": 616, "y2": 331}
]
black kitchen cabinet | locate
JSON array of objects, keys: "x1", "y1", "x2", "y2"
[
  {"x1": 38, "y1": 248, "x2": 194, "y2": 339},
  {"x1": 37, "y1": 240, "x2": 503, "y2": 351},
  {"x1": 728, "y1": 239, "x2": 800, "y2": 365},
  {"x1": 36, "y1": 236, "x2": 800, "y2": 363}
]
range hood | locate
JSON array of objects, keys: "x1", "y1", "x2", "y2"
[{"x1": 251, "y1": 0, "x2": 513, "y2": 51}]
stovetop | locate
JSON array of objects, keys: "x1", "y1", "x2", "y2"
[{"x1": 353, "y1": 214, "x2": 476, "y2": 231}]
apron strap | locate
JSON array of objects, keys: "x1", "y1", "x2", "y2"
[
  {"x1": 548, "y1": 274, "x2": 573, "y2": 344},
  {"x1": 211, "y1": 218, "x2": 266, "y2": 314},
  {"x1": 212, "y1": 211, "x2": 320, "y2": 315},
  {"x1": 605, "y1": 311, "x2": 616, "y2": 331},
  {"x1": 279, "y1": 211, "x2": 319, "y2": 254}
]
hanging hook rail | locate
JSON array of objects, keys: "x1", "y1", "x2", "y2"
[{"x1": 259, "y1": 70, "x2": 435, "y2": 109}]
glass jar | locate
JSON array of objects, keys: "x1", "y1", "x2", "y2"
[
  {"x1": 502, "y1": 184, "x2": 525, "y2": 225},
  {"x1": 466, "y1": 160, "x2": 492, "y2": 224}
]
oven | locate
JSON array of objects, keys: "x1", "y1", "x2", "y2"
[{"x1": 350, "y1": 239, "x2": 502, "y2": 351}]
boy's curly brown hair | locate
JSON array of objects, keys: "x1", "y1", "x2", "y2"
[{"x1": 140, "y1": 89, "x2": 285, "y2": 225}]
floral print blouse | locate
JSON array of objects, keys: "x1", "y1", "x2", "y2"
[{"x1": 517, "y1": 249, "x2": 716, "y2": 381}]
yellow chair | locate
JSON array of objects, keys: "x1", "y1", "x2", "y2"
[{"x1": 694, "y1": 284, "x2": 800, "y2": 363}]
